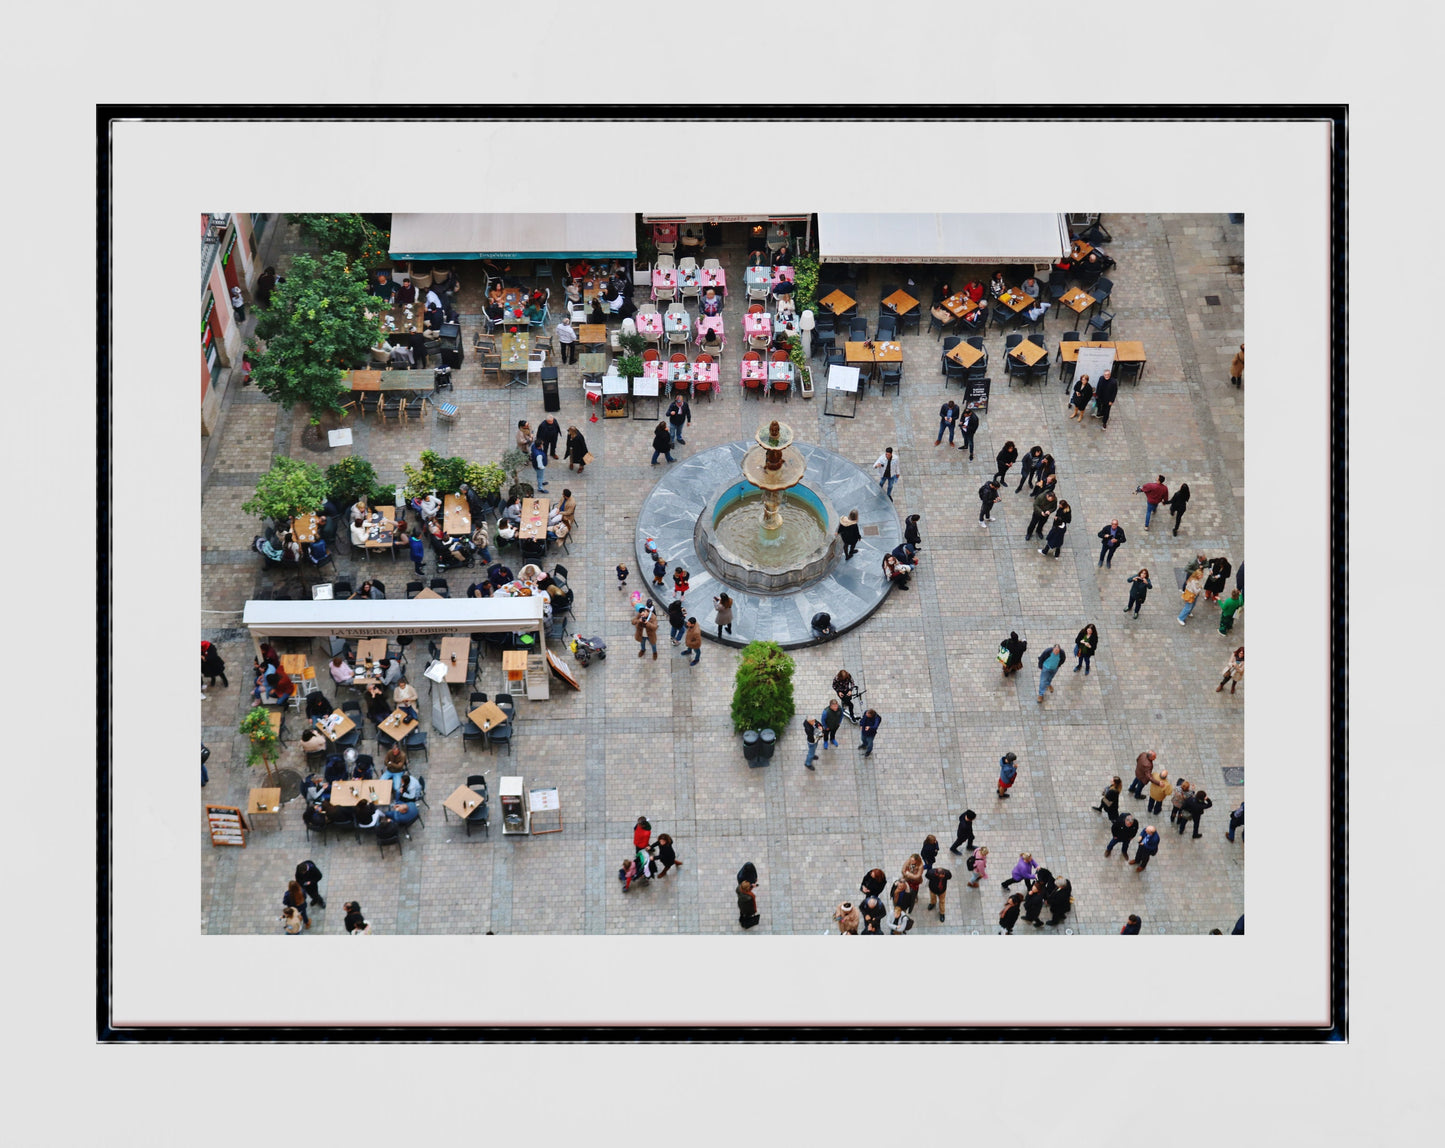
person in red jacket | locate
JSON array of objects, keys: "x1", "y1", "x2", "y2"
[
  {"x1": 633, "y1": 816, "x2": 652, "y2": 851},
  {"x1": 1136, "y1": 474, "x2": 1170, "y2": 531}
]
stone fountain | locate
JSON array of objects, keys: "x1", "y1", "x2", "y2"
[{"x1": 742, "y1": 420, "x2": 807, "y2": 532}]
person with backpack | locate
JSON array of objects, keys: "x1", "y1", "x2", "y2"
[
  {"x1": 965, "y1": 846, "x2": 989, "y2": 888},
  {"x1": 997, "y1": 753, "x2": 1019, "y2": 799},
  {"x1": 999, "y1": 893, "x2": 1024, "y2": 934},
  {"x1": 978, "y1": 478, "x2": 1001, "y2": 527},
  {"x1": 999, "y1": 631, "x2": 1027, "y2": 677},
  {"x1": 925, "y1": 866, "x2": 953, "y2": 922}
]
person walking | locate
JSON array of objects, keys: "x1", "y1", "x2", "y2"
[
  {"x1": 667, "y1": 598, "x2": 686, "y2": 645},
  {"x1": 650, "y1": 422, "x2": 675, "y2": 465},
  {"x1": 634, "y1": 816, "x2": 652, "y2": 852},
  {"x1": 555, "y1": 315, "x2": 578, "y2": 363},
  {"x1": 977, "y1": 478, "x2": 1001, "y2": 527},
  {"x1": 1130, "y1": 826, "x2": 1161, "y2": 872},
  {"x1": 904, "y1": 514, "x2": 923, "y2": 551},
  {"x1": 1178, "y1": 564, "x2": 1207, "y2": 625},
  {"x1": 1226, "y1": 801, "x2": 1245, "y2": 843},
  {"x1": 681, "y1": 617, "x2": 703, "y2": 665},
  {"x1": 1180, "y1": 789, "x2": 1213, "y2": 838},
  {"x1": 958, "y1": 407, "x2": 980, "y2": 459},
  {"x1": 1097, "y1": 519, "x2": 1127, "y2": 568},
  {"x1": 837, "y1": 509, "x2": 861, "y2": 559},
  {"x1": 872, "y1": 447, "x2": 900, "y2": 501},
  {"x1": 529, "y1": 437, "x2": 550, "y2": 493},
  {"x1": 1017, "y1": 445, "x2": 1045, "y2": 494},
  {"x1": 994, "y1": 440, "x2": 1018, "y2": 486},
  {"x1": 280, "y1": 905, "x2": 305, "y2": 934},
  {"x1": 666, "y1": 396, "x2": 692, "y2": 446},
  {"x1": 949, "y1": 809, "x2": 977, "y2": 856},
  {"x1": 634, "y1": 602, "x2": 658, "y2": 660},
  {"x1": 920, "y1": 834, "x2": 940, "y2": 874},
  {"x1": 1073, "y1": 624, "x2": 1099, "y2": 674},
  {"x1": 1039, "y1": 499, "x2": 1072, "y2": 557},
  {"x1": 1094, "y1": 370, "x2": 1118, "y2": 430},
  {"x1": 535, "y1": 415, "x2": 562, "y2": 460},
  {"x1": 1068, "y1": 374, "x2": 1094, "y2": 421},
  {"x1": 713, "y1": 593, "x2": 734, "y2": 641},
  {"x1": 802, "y1": 716, "x2": 822, "y2": 771},
  {"x1": 1147, "y1": 768, "x2": 1174, "y2": 816},
  {"x1": 564, "y1": 426, "x2": 589, "y2": 474},
  {"x1": 821, "y1": 698, "x2": 843, "y2": 749},
  {"x1": 1229, "y1": 343, "x2": 1244, "y2": 388},
  {"x1": 936, "y1": 399, "x2": 960, "y2": 446},
  {"x1": 201, "y1": 641, "x2": 228, "y2": 688},
  {"x1": 997, "y1": 752, "x2": 1019, "y2": 799},
  {"x1": 1216, "y1": 647, "x2": 1245, "y2": 695},
  {"x1": 294, "y1": 860, "x2": 325, "y2": 909},
  {"x1": 1217, "y1": 588, "x2": 1244, "y2": 635},
  {"x1": 965, "y1": 846, "x2": 989, "y2": 888},
  {"x1": 858, "y1": 708, "x2": 882, "y2": 757},
  {"x1": 1044, "y1": 878, "x2": 1073, "y2": 927},
  {"x1": 999, "y1": 893, "x2": 1024, "y2": 934},
  {"x1": 1128, "y1": 751, "x2": 1158, "y2": 799},
  {"x1": 1001, "y1": 852, "x2": 1038, "y2": 892},
  {"x1": 1167, "y1": 482, "x2": 1191, "y2": 535},
  {"x1": 1106, "y1": 812, "x2": 1139, "y2": 860},
  {"x1": 1136, "y1": 475, "x2": 1170, "y2": 531},
  {"x1": 1121, "y1": 914, "x2": 1142, "y2": 935},
  {"x1": 926, "y1": 865, "x2": 953, "y2": 922},
  {"x1": 737, "y1": 880, "x2": 760, "y2": 929},
  {"x1": 1024, "y1": 488, "x2": 1058, "y2": 543},
  {"x1": 1036, "y1": 643, "x2": 1065, "y2": 705},
  {"x1": 1203, "y1": 555, "x2": 1232, "y2": 604},
  {"x1": 1023, "y1": 879, "x2": 1048, "y2": 928},
  {"x1": 1095, "y1": 776, "x2": 1123, "y2": 818},
  {"x1": 1124, "y1": 568, "x2": 1154, "y2": 618},
  {"x1": 653, "y1": 834, "x2": 682, "y2": 877},
  {"x1": 230, "y1": 284, "x2": 246, "y2": 323},
  {"x1": 999, "y1": 631, "x2": 1027, "y2": 677},
  {"x1": 833, "y1": 901, "x2": 861, "y2": 935},
  {"x1": 282, "y1": 880, "x2": 311, "y2": 929}
]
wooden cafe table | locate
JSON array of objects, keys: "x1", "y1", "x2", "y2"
[
  {"x1": 363, "y1": 506, "x2": 397, "y2": 557},
  {"x1": 439, "y1": 636, "x2": 470, "y2": 683},
  {"x1": 946, "y1": 341, "x2": 985, "y2": 368},
  {"x1": 444, "y1": 783, "x2": 487, "y2": 822},
  {"x1": 247, "y1": 787, "x2": 283, "y2": 830},
  {"x1": 882, "y1": 288, "x2": 919, "y2": 316},
  {"x1": 316, "y1": 709, "x2": 357, "y2": 743},
  {"x1": 1060, "y1": 287, "x2": 1096, "y2": 330},
  {"x1": 290, "y1": 513, "x2": 319, "y2": 544},
  {"x1": 279, "y1": 653, "x2": 310, "y2": 676},
  {"x1": 468, "y1": 700, "x2": 509, "y2": 735},
  {"x1": 1008, "y1": 338, "x2": 1048, "y2": 368},
  {"x1": 578, "y1": 324, "x2": 607, "y2": 351},
  {"x1": 518, "y1": 498, "x2": 551, "y2": 542},
  {"x1": 378, "y1": 708, "x2": 419, "y2": 742},
  {"x1": 328, "y1": 778, "x2": 392, "y2": 808},
  {"x1": 996, "y1": 288, "x2": 1032, "y2": 316},
  {"x1": 356, "y1": 639, "x2": 388, "y2": 664},
  {"x1": 443, "y1": 494, "x2": 471, "y2": 537},
  {"x1": 819, "y1": 288, "x2": 856, "y2": 316},
  {"x1": 414, "y1": 587, "x2": 443, "y2": 599},
  {"x1": 940, "y1": 292, "x2": 978, "y2": 319},
  {"x1": 1111, "y1": 340, "x2": 1148, "y2": 384},
  {"x1": 497, "y1": 331, "x2": 532, "y2": 371}
]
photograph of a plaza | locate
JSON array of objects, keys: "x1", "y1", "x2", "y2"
[{"x1": 200, "y1": 209, "x2": 1244, "y2": 938}]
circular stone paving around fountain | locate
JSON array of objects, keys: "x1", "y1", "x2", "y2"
[{"x1": 635, "y1": 441, "x2": 903, "y2": 649}]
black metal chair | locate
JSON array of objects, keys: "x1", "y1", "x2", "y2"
[
  {"x1": 336, "y1": 702, "x2": 362, "y2": 749},
  {"x1": 333, "y1": 580, "x2": 353, "y2": 599},
  {"x1": 848, "y1": 317, "x2": 867, "y2": 342},
  {"x1": 1090, "y1": 277, "x2": 1113, "y2": 313},
  {"x1": 1003, "y1": 335, "x2": 1026, "y2": 382},
  {"x1": 875, "y1": 314, "x2": 898, "y2": 342},
  {"x1": 465, "y1": 775, "x2": 490, "y2": 837},
  {"x1": 402, "y1": 729, "x2": 428, "y2": 762},
  {"x1": 1029, "y1": 350, "x2": 1052, "y2": 386},
  {"x1": 879, "y1": 363, "x2": 902, "y2": 394},
  {"x1": 406, "y1": 581, "x2": 425, "y2": 599},
  {"x1": 1087, "y1": 311, "x2": 1115, "y2": 339},
  {"x1": 376, "y1": 819, "x2": 402, "y2": 857},
  {"x1": 464, "y1": 691, "x2": 489, "y2": 753},
  {"x1": 429, "y1": 578, "x2": 451, "y2": 598},
  {"x1": 811, "y1": 328, "x2": 836, "y2": 362}
]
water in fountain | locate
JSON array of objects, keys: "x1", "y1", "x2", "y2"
[{"x1": 710, "y1": 484, "x2": 829, "y2": 565}]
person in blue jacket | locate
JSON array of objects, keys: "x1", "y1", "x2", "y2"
[
  {"x1": 858, "y1": 709, "x2": 882, "y2": 757},
  {"x1": 1131, "y1": 825, "x2": 1161, "y2": 872}
]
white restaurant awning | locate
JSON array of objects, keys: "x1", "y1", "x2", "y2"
[
  {"x1": 243, "y1": 597, "x2": 545, "y2": 640},
  {"x1": 389, "y1": 213, "x2": 636, "y2": 261},
  {"x1": 642, "y1": 213, "x2": 809, "y2": 223},
  {"x1": 817, "y1": 213, "x2": 1069, "y2": 265}
]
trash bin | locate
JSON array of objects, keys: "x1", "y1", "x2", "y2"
[
  {"x1": 541, "y1": 367, "x2": 561, "y2": 413},
  {"x1": 742, "y1": 730, "x2": 760, "y2": 762},
  {"x1": 758, "y1": 729, "x2": 776, "y2": 760}
]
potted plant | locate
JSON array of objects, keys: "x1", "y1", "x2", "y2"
[
  {"x1": 784, "y1": 335, "x2": 813, "y2": 398},
  {"x1": 618, "y1": 332, "x2": 648, "y2": 358},
  {"x1": 499, "y1": 447, "x2": 533, "y2": 501},
  {"x1": 239, "y1": 705, "x2": 282, "y2": 781},
  {"x1": 242, "y1": 456, "x2": 330, "y2": 524},
  {"x1": 730, "y1": 641, "x2": 797, "y2": 733}
]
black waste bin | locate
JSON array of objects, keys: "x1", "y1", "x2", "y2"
[
  {"x1": 758, "y1": 729, "x2": 776, "y2": 760},
  {"x1": 441, "y1": 347, "x2": 464, "y2": 369},
  {"x1": 541, "y1": 367, "x2": 560, "y2": 413},
  {"x1": 742, "y1": 730, "x2": 760, "y2": 762}
]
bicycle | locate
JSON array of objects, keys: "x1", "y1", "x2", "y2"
[{"x1": 837, "y1": 685, "x2": 867, "y2": 725}]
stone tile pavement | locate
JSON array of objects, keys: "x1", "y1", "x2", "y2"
[{"x1": 201, "y1": 213, "x2": 1244, "y2": 936}]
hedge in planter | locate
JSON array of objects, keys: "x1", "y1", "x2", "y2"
[
  {"x1": 730, "y1": 641, "x2": 796, "y2": 733},
  {"x1": 242, "y1": 456, "x2": 330, "y2": 522}
]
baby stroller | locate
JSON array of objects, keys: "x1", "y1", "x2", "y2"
[
  {"x1": 618, "y1": 846, "x2": 659, "y2": 893},
  {"x1": 571, "y1": 633, "x2": 607, "y2": 667}
]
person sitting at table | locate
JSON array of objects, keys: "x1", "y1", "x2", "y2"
[
  {"x1": 988, "y1": 272, "x2": 1007, "y2": 298},
  {"x1": 700, "y1": 329, "x2": 723, "y2": 356},
  {"x1": 351, "y1": 753, "x2": 376, "y2": 781},
  {"x1": 467, "y1": 578, "x2": 494, "y2": 599},
  {"x1": 306, "y1": 538, "x2": 330, "y2": 566},
  {"x1": 268, "y1": 665, "x2": 296, "y2": 704},
  {"x1": 425, "y1": 302, "x2": 446, "y2": 331},
  {"x1": 488, "y1": 280, "x2": 507, "y2": 306},
  {"x1": 353, "y1": 800, "x2": 391, "y2": 832},
  {"x1": 932, "y1": 281, "x2": 952, "y2": 307},
  {"x1": 614, "y1": 269, "x2": 634, "y2": 300},
  {"x1": 395, "y1": 278, "x2": 416, "y2": 307},
  {"x1": 501, "y1": 497, "x2": 523, "y2": 526},
  {"x1": 392, "y1": 676, "x2": 419, "y2": 720},
  {"x1": 349, "y1": 578, "x2": 385, "y2": 601},
  {"x1": 747, "y1": 243, "x2": 767, "y2": 267},
  {"x1": 380, "y1": 657, "x2": 403, "y2": 688},
  {"x1": 1024, "y1": 299, "x2": 1051, "y2": 323},
  {"x1": 280, "y1": 535, "x2": 302, "y2": 563},
  {"x1": 962, "y1": 306, "x2": 986, "y2": 333},
  {"x1": 569, "y1": 260, "x2": 591, "y2": 281},
  {"x1": 381, "y1": 746, "x2": 408, "y2": 787},
  {"x1": 469, "y1": 519, "x2": 492, "y2": 564},
  {"x1": 483, "y1": 298, "x2": 505, "y2": 333},
  {"x1": 329, "y1": 654, "x2": 355, "y2": 687},
  {"x1": 322, "y1": 754, "x2": 349, "y2": 783},
  {"x1": 1020, "y1": 275, "x2": 1041, "y2": 298},
  {"x1": 426, "y1": 516, "x2": 473, "y2": 565},
  {"x1": 564, "y1": 279, "x2": 582, "y2": 304},
  {"x1": 963, "y1": 279, "x2": 985, "y2": 303},
  {"x1": 700, "y1": 287, "x2": 723, "y2": 317},
  {"x1": 556, "y1": 489, "x2": 578, "y2": 530},
  {"x1": 882, "y1": 552, "x2": 914, "y2": 591},
  {"x1": 388, "y1": 795, "x2": 421, "y2": 831},
  {"x1": 371, "y1": 273, "x2": 395, "y2": 302},
  {"x1": 388, "y1": 341, "x2": 413, "y2": 366},
  {"x1": 415, "y1": 491, "x2": 442, "y2": 521},
  {"x1": 302, "y1": 774, "x2": 330, "y2": 804},
  {"x1": 349, "y1": 514, "x2": 372, "y2": 549},
  {"x1": 524, "y1": 298, "x2": 545, "y2": 326},
  {"x1": 364, "y1": 682, "x2": 391, "y2": 724},
  {"x1": 587, "y1": 295, "x2": 606, "y2": 325},
  {"x1": 305, "y1": 690, "x2": 333, "y2": 721},
  {"x1": 771, "y1": 244, "x2": 791, "y2": 267},
  {"x1": 300, "y1": 725, "x2": 328, "y2": 757}
]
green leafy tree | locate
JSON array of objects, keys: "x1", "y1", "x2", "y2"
[
  {"x1": 239, "y1": 706, "x2": 281, "y2": 771},
  {"x1": 464, "y1": 461, "x2": 508, "y2": 498},
  {"x1": 242, "y1": 456, "x2": 330, "y2": 521},
  {"x1": 247, "y1": 252, "x2": 378, "y2": 418},
  {"x1": 792, "y1": 251, "x2": 820, "y2": 316},
  {"x1": 402, "y1": 450, "x2": 471, "y2": 500},
  {"x1": 324, "y1": 456, "x2": 383, "y2": 506},
  {"x1": 617, "y1": 353, "x2": 644, "y2": 381},
  {"x1": 618, "y1": 332, "x2": 648, "y2": 357},
  {"x1": 730, "y1": 641, "x2": 796, "y2": 733},
  {"x1": 288, "y1": 214, "x2": 392, "y2": 271}
]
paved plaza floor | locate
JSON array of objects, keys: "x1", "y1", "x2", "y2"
[{"x1": 201, "y1": 213, "x2": 1244, "y2": 936}]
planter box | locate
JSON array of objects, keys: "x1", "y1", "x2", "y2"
[{"x1": 798, "y1": 366, "x2": 814, "y2": 399}]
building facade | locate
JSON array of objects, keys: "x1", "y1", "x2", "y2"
[{"x1": 201, "y1": 213, "x2": 273, "y2": 435}]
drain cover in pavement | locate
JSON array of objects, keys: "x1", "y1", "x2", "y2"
[
  {"x1": 1205, "y1": 295, "x2": 1221, "y2": 306},
  {"x1": 1221, "y1": 766, "x2": 1245, "y2": 786},
  {"x1": 861, "y1": 525, "x2": 880, "y2": 536}
]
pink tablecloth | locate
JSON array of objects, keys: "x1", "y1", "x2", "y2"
[
  {"x1": 743, "y1": 313, "x2": 772, "y2": 339},
  {"x1": 740, "y1": 360, "x2": 767, "y2": 384},
  {"x1": 643, "y1": 361, "x2": 665, "y2": 381},
  {"x1": 635, "y1": 313, "x2": 663, "y2": 335},
  {"x1": 697, "y1": 268, "x2": 727, "y2": 290},
  {"x1": 770, "y1": 266, "x2": 795, "y2": 287}
]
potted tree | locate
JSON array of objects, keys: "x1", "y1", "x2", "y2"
[
  {"x1": 499, "y1": 447, "x2": 533, "y2": 501},
  {"x1": 239, "y1": 705, "x2": 282, "y2": 784},
  {"x1": 242, "y1": 456, "x2": 331, "y2": 527},
  {"x1": 609, "y1": 352, "x2": 644, "y2": 418},
  {"x1": 730, "y1": 641, "x2": 797, "y2": 733}
]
